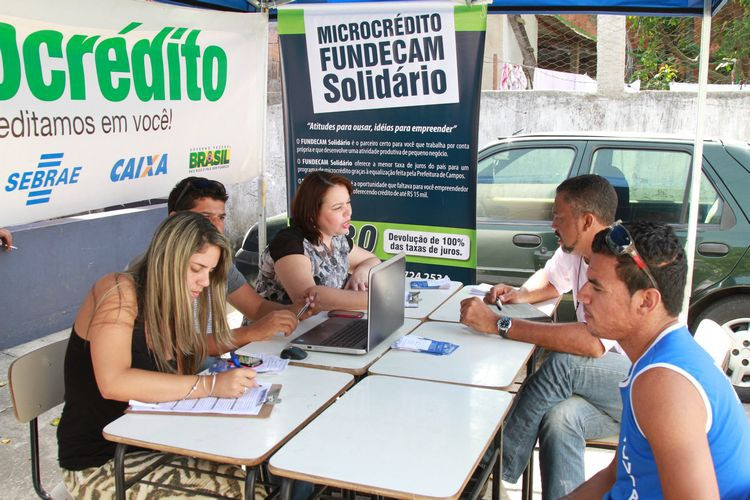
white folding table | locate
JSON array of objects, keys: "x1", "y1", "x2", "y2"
[
  {"x1": 235, "y1": 314, "x2": 421, "y2": 376},
  {"x1": 428, "y1": 284, "x2": 559, "y2": 323},
  {"x1": 369, "y1": 320, "x2": 535, "y2": 390},
  {"x1": 103, "y1": 366, "x2": 354, "y2": 499},
  {"x1": 404, "y1": 278, "x2": 463, "y2": 319},
  {"x1": 269, "y1": 375, "x2": 514, "y2": 499}
]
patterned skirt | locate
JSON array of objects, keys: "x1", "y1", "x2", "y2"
[{"x1": 62, "y1": 451, "x2": 247, "y2": 499}]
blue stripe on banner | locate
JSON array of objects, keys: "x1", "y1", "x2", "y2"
[
  {"x1": 40, "y1": 152, "x2": 64, "y2": 160},
  {"x1": 26, "y1": 198, "x2": 50, "y2": 206},
  {"x1": 37, "y1": 161, "x2": 61, "y2": 168},
  {"x1": 28, "y1": 190, "x2": 53, "y2": 197}
]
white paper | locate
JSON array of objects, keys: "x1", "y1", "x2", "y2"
[
  {"x1": 470, "y1": 283, "x2": 493, "y2": 296},
  {"x1": 128, "y1": 383, "x2": 271, "y2": 416},
  {"x1": 391, "y1": 335, "x2": 434, "y2": 351},
  {"x1": 247, "y1": 354, "x2": 289, "y2": 373}
]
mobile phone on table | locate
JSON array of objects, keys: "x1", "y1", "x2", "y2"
[
  {"x1": 327, "y1": 310, "x2": 364, "y2": 319},
  {"x1": 235, "y1": 354, "x2": 263, "y2": 368}
]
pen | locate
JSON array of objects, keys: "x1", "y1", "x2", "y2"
[
  {"x1": 296, "y1": 301, "x2": 311, "y2": 319},
  {"x1": 230, "y1": 351, "x2": 242, "y2": 368},
  {"x1": 495, "y1": 298, "x2": 503, "y2": 312}
]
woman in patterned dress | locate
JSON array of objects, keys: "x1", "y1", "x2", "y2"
[{"x1": 255, "y1": 171, "x2": 380, "y2": 311}]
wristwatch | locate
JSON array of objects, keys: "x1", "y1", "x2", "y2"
[{"x1": 496, "y1": 315, "x2": 512, "y2": 338}]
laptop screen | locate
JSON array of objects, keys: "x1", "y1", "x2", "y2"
[{"x1": 367, "y1": 252, "x2": 406, "y2": 350}]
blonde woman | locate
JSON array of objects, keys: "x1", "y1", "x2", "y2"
[{"x1": 57, "y1": 212, "x2": 255, "y2": 498}]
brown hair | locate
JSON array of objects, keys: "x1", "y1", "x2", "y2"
[{"x1": 291, "y1": 171, "x2": 353, "y2": 245}]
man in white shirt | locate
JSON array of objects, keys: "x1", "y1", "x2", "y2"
[{"x1": 460, "y1": 174, "x2": 629, "y2": 499}]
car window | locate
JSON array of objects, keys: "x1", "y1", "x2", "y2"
[
  {"x1": 590, "y1": 148, "x2": 723, "y2": 225},
  {"x1": 697, "y1": 176, "x2": 724, "y2": 225},
  {"x1": 477, "y1": 147, "x2": 575, "y2": 221}
]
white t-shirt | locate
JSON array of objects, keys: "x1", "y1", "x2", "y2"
[{"x1": 543, "y1": 247, "x2": 623, "y2": 354}]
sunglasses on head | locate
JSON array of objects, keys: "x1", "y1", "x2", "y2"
[
  {"x1": 605, "y1": 221, "x2": 660, "y2": 291},
  {"x1": 173, "y1": 178, "x2": 225, "y2": 210}
]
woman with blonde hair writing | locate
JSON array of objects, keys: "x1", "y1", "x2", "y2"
[{"x1": 57, "y1": 212, "x2": 255, "y2": 498}]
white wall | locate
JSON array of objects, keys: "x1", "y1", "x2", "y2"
[{"x1": 477, "y1": 91, "x2": 750, "y2": 148}]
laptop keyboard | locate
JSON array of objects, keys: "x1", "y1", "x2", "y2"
[{"x1": 319, "y1": 320, "x2": 368, "y2": 348}]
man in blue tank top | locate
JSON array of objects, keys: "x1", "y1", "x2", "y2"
[{"x1": 566, "y1": 221, "x2": 750, "y2": 499}]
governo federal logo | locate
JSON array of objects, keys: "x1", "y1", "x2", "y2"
[{"x1": 4, "y1": 152, "x2": 82, "y2": 205}]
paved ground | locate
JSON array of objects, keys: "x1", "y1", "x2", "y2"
[{"x1": 1, "y1": 329, "x2": 69, "y2": 499}]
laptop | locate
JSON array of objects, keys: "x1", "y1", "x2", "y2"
[{"x1": 291, "y1": 252, "x2": 406, "y2": 355}]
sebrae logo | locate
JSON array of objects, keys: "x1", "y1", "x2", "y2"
[
  {"x1": 110, "y1": 153, "x2": 168, "y2": 182},
  {"x1": 4, "y1": 152, "x2": 82, "y2": 205},
  {"x1": 189, "y1": 146, "x2": 231, "y2": 172}
]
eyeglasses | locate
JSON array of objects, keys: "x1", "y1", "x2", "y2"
[
  {"x1": 605, "y1": 221, "x2": 660, "y2": 291},
  {"x1": 172, "y1": 178, "x2": 225, "y2": 211}
]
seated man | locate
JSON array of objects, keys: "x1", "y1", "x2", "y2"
[
  {"x1": 167, "y1": 177, "x2": 302, "y2": 346},
  {"x1": 460, "y1": 174, "x2": 629, "y2": 499},
  {"x1": 567, "y1": 221, "x2": 750, "y2": 499}
]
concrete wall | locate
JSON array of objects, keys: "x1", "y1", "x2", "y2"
[{"x1": 476, "y1": 91, "x2": 750, "y2": 148}]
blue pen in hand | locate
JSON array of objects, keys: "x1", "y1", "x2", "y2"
[{"x1": 230, "y1": 351, "x2": 242, "y2": 368}]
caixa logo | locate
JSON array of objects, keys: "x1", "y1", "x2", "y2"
[
  {"x1": 4, "y1": 153, "x2": 82, "y2": 206},
  {"x1": 110, "y1": 154, "x2": 168, "y2": 182}
]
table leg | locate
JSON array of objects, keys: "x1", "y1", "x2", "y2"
[
  {"x1": 279, "y1": 478, "x2": 293, "y2": 500},
  {"x1": 244, "y1": 467, "x2": 257, "y2": 500},
  {"x1": 520, "y1": 348, "x2": 541, "y2": 500},
  {"x1": 492, "y1": 427, "x2": 503, "y2": 500},
  {"x1": 114, "y1": 444, "x2": 127, "y2": 500}
]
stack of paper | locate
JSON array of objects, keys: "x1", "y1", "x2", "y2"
[
  {"x1": 410, "y1": 276, "x2": 451, "y2": 289},
  {"x1": 128, "y1": 383, "x2": 270, "y2": 416},
  {"x1": 391, "y1": 335, "x2": 459, "y2": 355}
]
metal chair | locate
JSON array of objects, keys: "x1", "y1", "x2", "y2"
[
  {"x1": 694, "y1": 318, "x2": 732, "y2": 371},
  {"x1": 7, "y1": 339, "x2": 71, "y2": 499}
]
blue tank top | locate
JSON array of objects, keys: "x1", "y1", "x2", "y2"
[{"x1": 606, "y1": 324, "x2": 750, "y2": 499}]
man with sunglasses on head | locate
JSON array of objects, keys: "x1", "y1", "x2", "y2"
[
  {"x1": 167, "y1": 177, "x2": 301, "y2": 345},
  {"x1": 567, "y1": 221, "x2": 750, "y2": 499},
  {"x1": 460, "y1": 174, "x2": 630, "y2": 499}
]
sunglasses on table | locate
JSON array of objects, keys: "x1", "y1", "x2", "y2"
[{"x1": 605, "y1": 221, "x2": 660, "y2": 291}]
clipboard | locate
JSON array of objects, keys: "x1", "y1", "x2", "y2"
[{"x1": 126, "y1": 384, "x2": 281, "y2": 418}]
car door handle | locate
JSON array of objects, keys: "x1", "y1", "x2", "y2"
[
  {"x1": 697, "y1": 242, "x2": 729, "y2": 257},
  {"x1": 513, "y1": 234, "x2": 542, "y2": 248}
]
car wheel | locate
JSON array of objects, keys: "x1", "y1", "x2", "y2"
[{"x1": 696, "y1": 296, "x2": 750, "y2": 403}]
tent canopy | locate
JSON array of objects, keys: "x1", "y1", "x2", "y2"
[{"x1": 172, "y1": 0, "x2": 726, "y2": 16}]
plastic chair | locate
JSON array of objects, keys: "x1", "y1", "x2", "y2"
[
  {"x1": 694, "y1": 318, "x2": 732, "y2": 371},
  {"x1": 7, "y1": 339, "x2": 72, "y2": 499}
]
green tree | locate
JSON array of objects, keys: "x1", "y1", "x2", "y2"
[{"x1": 627, "y1": 0, "x2": 750, "y2": 87}]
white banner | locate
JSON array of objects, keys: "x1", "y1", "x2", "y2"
[
  {"x1": 300, "y1": 2, "x2": 459, "y2": 114},
  {"x1": 0, "y1": 0, "x2": 267, "y2": 226}
]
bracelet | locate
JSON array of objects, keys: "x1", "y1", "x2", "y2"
[
  {"x1": 208, "y1": 374, "x2": 217, "y2": 397},
  {"x1": 182, "y1": 375, "x2": 201, "y2": 401}
]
